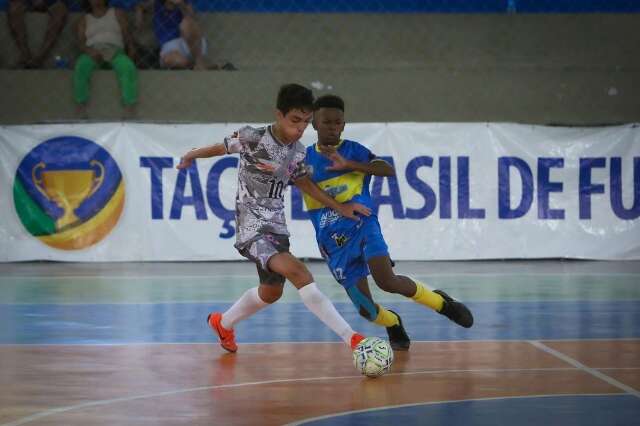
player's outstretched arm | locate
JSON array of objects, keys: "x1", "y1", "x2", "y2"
[
  {"x1": 319, "y1": 145, "x2": 394, "y2": 176},
  {"x1": 294, "y1": 176, "x2": 371, "y2": 220},
  {"x1": 354, "y1": 159, "x2": 395, "y2": 176},
  {"x1": 176, "y1": 143, "x2": 227, "y2": 169}
]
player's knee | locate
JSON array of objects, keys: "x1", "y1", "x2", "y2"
[
  {"x1": 258, "y1": 286, "x2": 282, "y2": 304},
  {"x1": 260, "y1": 293, "x2": 281, "y2": 304}
]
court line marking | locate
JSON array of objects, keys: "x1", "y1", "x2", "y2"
[
  {"x1": 597, "y1": 367, "x2": 640, "y2": 371},
  {"x1": 1, "y1": 337, "x2": 639, "y2": 347},
  {"x1": 0, "y1": 274, "x2": 334, "y2": 280},
  {"x1": 283, "y1": 393, "x2": 633, "y2": 426},
  {"x1": 0, "y1": 367, "x2": 610, "y2": 426},
  {"x1": 3, "y1": 298, "x2": 640, "y2": 305},
  {"x1": 4, "y1": 301, "x2": 640, "y2": 306},
  {"x1": 1, "y1": 272, "x2": 638, "y2": 280},
  {"x1": 529, "y1": 340, "x2": 640, "y2": 398}
]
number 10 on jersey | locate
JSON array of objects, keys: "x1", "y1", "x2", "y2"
[{"x1": 268, "y1": 179, "x2": 284, "y2": 198}]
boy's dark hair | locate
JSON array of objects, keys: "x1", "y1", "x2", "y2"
[
  {"x1": 276, "y1": 84, "x2": 314, "y2": 114},
  {"x1": 313, "y1": 95, "x2": 345, "y2": 112}
]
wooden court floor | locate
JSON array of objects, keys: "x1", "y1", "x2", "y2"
[{"x1": 1, "y1": 261, "x2": 639, "y2": 425}]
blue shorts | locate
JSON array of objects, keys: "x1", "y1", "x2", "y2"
[{"x1": 320, "y1": 216, "x2": 389, "y2": 289}]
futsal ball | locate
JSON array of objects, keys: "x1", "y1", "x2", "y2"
[{"x1": 352, "y1": 337, "x2": 394, "y2": 378}]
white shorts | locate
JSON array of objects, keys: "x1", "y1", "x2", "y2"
[{"x1": 159, "y1": 37, "x2": 208, "y2": 63}]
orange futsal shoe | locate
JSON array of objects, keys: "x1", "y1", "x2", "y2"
[
  {"x1": 207, "y1": 312, "x2": 237, "y2": 353},
  {"x1": 350, "y1": 333, "x2": 366, "y2": 350}
]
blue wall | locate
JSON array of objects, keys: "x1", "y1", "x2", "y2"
[
  {"x1": 516, "y1": 0, "x2": 640, "y2": 12},
  {"x1": 1, "y1": 0, "x2": 639, "y2": 12}
]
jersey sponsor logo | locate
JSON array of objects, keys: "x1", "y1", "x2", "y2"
[
  {"x1": 303, "y1": 171, "x2": 366, "y2": 211},
  {"x1": 325, "y1": 184, "x2": 348, "y2": 198},
  {"x1": 319, "y1": 209, "x2": 341, "y2": 228},
  {"x1": 331, "y1": 232, "x2": 348, "y2": 247}
]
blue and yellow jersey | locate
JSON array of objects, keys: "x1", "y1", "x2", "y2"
[{"x1": 304, "y1": 139, "x2": 377, "y2": 245}]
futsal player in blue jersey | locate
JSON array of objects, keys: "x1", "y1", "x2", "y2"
[{"x1": 303, "y1": 95, "x2": 474, "y2": 350}]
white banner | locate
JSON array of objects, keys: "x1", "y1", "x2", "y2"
[{"x1": 1, "y1": 123, "x2": 638, "y2": 261}]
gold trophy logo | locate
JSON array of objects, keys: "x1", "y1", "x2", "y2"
[{"x1": 32, "y1": 160, "x2": 105, "y2": 230}]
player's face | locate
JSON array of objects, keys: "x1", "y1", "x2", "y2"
[
  {"x1": 313, "y1": 107, "x2": 345, "y2": 146},
  {"x1": 275, "y1": 108, "x2": 313, "y2": 144}
]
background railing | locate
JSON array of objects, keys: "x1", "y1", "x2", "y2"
[{"x1": 0, "y1": 1, "x2": 638, "y2": 124}]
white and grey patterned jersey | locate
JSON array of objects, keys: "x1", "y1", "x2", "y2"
[{"x1": 224, "y1": 125, "x2": 308, "y2": 250}]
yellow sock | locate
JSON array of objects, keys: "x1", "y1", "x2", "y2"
[
  {"x1": 373, "y1": 305, "x2": 400, "y2": 327},
  {"x1": 411, "y1": 280, "x2": 444, "y2": 312}
]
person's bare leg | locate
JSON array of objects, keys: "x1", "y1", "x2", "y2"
[
  {"x1": 160, "y1": 51, "x2": 190, "y2": 69},
  {"x1": 7, "y1": 0, "x2": 32, "y2": 67},
  {"x1": 179, "y1": 16, "x2": 206, "y2": 70},
  {"x1": 367, "y1": 255, "x2": 417, "y2": 297},
  {"x1": 267, "y1": 252, "x2": 313, "y2": 289},
  {"x1": 31, "y1": 1, "x2": 68, "y2": 67},
  {"x1": 368, "y1": 255, "x2": 473, "y2": 328}
]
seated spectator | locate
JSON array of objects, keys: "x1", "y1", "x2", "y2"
[
  {"x1": 153, "y1": 0, "x2": 207, "y2": 70},
  {"x1": 151, "y1": 0, "x2": 208, "y2": 70},
  {"x1": 73, "y1": 0, "x2": 138, "y2": 118},
  {"x1": 134, "y1": 0, "x2": 235, "y2": 70},
  {"x1": 7, "y1": 0, "x2": 68, "y2": 68}
]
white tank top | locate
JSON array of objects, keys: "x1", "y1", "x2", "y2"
[{"x1": 85, "y1": 8, "x2": 124, "y2": 48}]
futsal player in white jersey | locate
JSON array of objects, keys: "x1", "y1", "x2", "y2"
[{"x1": 177, "y1": 84, "x2": 369, "y2": 353}]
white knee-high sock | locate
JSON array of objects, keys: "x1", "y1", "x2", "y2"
[
  {"x1": 298, "y1": 282, "x2": 355, "y2": 345},
  {"x1": 221, "y1": 287, "x2": 268, "y2": 329}
]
